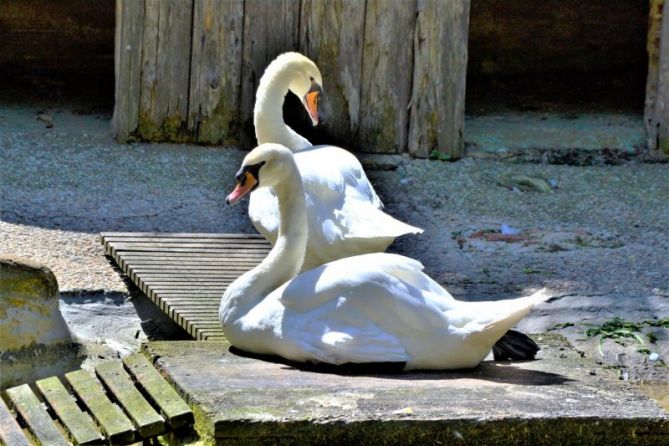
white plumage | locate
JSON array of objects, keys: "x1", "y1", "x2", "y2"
[
  {"x1": 221, "y1": 144, "x2": 550, "y2": 370},
  {"x1": 249, "y1": 52, "x2": 421, "y2": 271}
]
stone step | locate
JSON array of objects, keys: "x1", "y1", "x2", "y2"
[{"x1": 143, "y1": 335, "x2": 669, "y2": 445}]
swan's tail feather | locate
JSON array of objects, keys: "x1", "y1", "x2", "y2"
[
  {"x1": 492, "y1": 330, "x2": 540, "y2": 360},
  {"x1": 467, "y1": 288, "x2": 551, "y2": 350}
]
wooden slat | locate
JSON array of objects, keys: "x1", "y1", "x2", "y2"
[
  {"x1": 5, "y1": 384, "x2": 69, "y2": 446},
  {"x1": 111, "y1": 0, "x2": 145, "y2": 142},
  {"x1": 35, "y1": 377, "x2": 103, "y2": 445},
  {"x1": 95, "y1": 362, "x2": 165, "y2": 438},
  {"x1": 408, "y1": 0, "x2": 469, "y2": 159},
  {"x1": 122, "y1": 354, "x2": 193, "y2": 429},
  {"x1": 102, "y1": 232, "x2": 269, "y2": 342},
  {"x1": 0, "y1": 397, "x2": 31, "y2": 446},
  {"x1": 65, "y1": 370, "x2": 135, "y2": 444}
]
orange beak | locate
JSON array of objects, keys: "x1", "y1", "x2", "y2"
[
  {"x1": 304, "y1": 90, "x2": 319, "y2": 126},
  {"x1": 225, "y1": 172, "x2": 258, "y2": 205}
]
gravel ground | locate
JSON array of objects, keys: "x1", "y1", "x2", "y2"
[{"x1": 1, "y1": 104, "x2": 667, "y2": 382}]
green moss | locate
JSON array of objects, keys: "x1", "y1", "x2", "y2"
[
  {"x1": 197, "y1": 100, "x2": 241, "y2": 145},
  {"x1": 660, "y1": 136, "x2": 669, "y2": 156}
]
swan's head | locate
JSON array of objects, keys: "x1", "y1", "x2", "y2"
[
  {"x1": 226, "y1": 144, "x2": 295, "y2": 205},
  {"x1": 273, "y1": 52, "x2": 324, "y2": 126}
]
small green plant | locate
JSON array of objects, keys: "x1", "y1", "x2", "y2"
[
  {"x1": 550, "y1": 317, "x2": 668, "y2": 359},
  {"x1": 428, "y1": 150, "x2": 452, "y2": 161}
]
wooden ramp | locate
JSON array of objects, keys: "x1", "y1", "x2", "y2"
[
  {"x1": 1, "y1": 354, "x2": 193, "y2": 445},
  {"x1": 101, "y1": 232, "x2": 271, "y2": 340}
]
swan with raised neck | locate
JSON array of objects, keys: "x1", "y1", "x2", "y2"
[{"x1": 253, "y1": 52, "x2": 322, "y2": 151}]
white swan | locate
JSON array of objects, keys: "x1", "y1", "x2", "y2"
[
  {"x1": 249, "y1": 52, "x2": 422, "y2": 271},
  {"x1": 221, "y1": 144, "x2": 550, "y2": 370}
]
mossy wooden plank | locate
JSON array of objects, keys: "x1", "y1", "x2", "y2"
[
  {"x1": 112, "y1": 0, "x2": 145, "y2": 143},
  {"x1": 0, "y1": 397, "x2": 31, "y2": 446},
  {"x1": 95, "y1": 361, "x2": 165, "y2": 438},
  {"x1": 656, "y1": 1, "x2": 669, "y2": 155},
  {"x1": 408, "y1": 0, "x2": 469, "y2": 159},
  {"x1": 122, "y1": 354, "x2": 194, "y2": 429},
  {"x1": 5, "y1": 384, "x2": 69, "y2": 446},
  {"x1": 360, "y1": 0, "x2": 417, "y2": 153},
  {"x1": 299, "y1": 0, "x2": 365, "y2": 147},
  {"x1": 138, "y1": 0, "x2": 194, "y2": 142},
  {"x1": 188, "y1": 0, "x2": 244, "y2": 144},
  {"x1": 35, "y1": 376, "x2": 103, "y2": 445},
  {"x1": 65, "y1": 369, "x2": 135, "y2": 444}
]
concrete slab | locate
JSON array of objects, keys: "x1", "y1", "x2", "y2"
[
  {"x1": 465, "y1": 112, "x2": 646, "y2": 164},
  {"x1": 143, "y1": 335, "x2": 669, "y2": 445}
]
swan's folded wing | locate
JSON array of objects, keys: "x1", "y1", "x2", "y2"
[{"x1": 296, "y1": 147, "x2": 420, "y2": 244}]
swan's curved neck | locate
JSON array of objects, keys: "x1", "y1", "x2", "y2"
[
  {"x1": 254, "y1": 67, "x2": 312, "y2": 151},
  {"x1": 220, "y1": 159, "x2": 307, "y2": 325}
]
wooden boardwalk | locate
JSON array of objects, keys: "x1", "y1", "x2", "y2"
[
  {"x1": 1, "y1": 354, "x2": 193, "y2": 445},
  {"x1": 101, "y1": 232, "x2": 271, "y2": 341}
]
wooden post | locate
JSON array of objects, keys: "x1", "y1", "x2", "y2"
[
  {"x1": 359, "y1": 0, "x2": 417, "y2": 153},
  {"x1": 188, "y1": 0, "x2": 244, "y2": 145},
  {"x1": 138, "y1": 0, "x2": 193, "y2": 142},
  {"x1": 408, "y1": 0, "x2": 470, "y2": 159},
  {"x1": 656, "y1": 1, "x2": 669, "y2": 156},
  {"x1": 299, "y1": 0, "x2": 365, "y2": 148},
  {"x1": 112, "y1": 0, "x2": 144, "y2": 143},
  {"x1": 645, "y1": 0, "x2": 669, "y2": 157},
  {"x1": 240, "y1": 0, "x2": 301, "y2": 144}
]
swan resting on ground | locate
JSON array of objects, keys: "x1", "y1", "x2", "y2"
[
  {"x1": 250, "y1": 52, "x2": 422, "y2": 271},
  {"x1": 221, "y1": 143, "x2": 550, "y2": 370}
]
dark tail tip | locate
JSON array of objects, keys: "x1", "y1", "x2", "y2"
[{"x1": 492, "y1": 330, "x2": 540, "y2": 361}]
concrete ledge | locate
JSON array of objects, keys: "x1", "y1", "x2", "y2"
[
  {"x1": 0, "y1": 255, "x2": 72, "y2": 350},
  {"x1": 143, "y1": 335, "x2": 669, "y2": 445}
]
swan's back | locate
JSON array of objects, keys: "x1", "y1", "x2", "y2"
[{"x1": 226, "y1": 253, "x2": 549, "y2": 370}]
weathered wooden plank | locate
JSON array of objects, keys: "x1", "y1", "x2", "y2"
[
  {"x1": 103, "y1": 236, "x2": 269, "y2": 245},
  {"x1": 138, "y1": 0, "x2": 194, "y2": 142},
  {"x1": 110, "y1": 245, "x2": 270, "y2": 253},
  {"x1": 656, "y1": 1, "x2": 669, "y2": 155},
  {"x1": 122, "y1": 354, "x2": 194, "y2": 429},
  {"x1": 101, "y1": 232, "x2": 266, "y2": 239},
  {"x1": 0, "y1": 396, "x2": 31, "y2": 446},
  {"x1": 408, "y1": 0, "x2": 469, "y2": 159},
  {"x1": 112, "y1": 0, "x2": 145, "y2": 143},
  {"x1": 5, "y1": 384, "x2": 69, "y2": 446},
  {"x1": 188, "y1": 0, "x2": 244, "y2": 144},
  {"x1": 102, "y1": 232, "x2": 267, "y2": 345},
  {"x1": 35, "y1": 376, "x2": 104, "y2": 445},
  {"x1": 107, "y1": 241, "x2": 269, "y2": 249},
  {"x1": 95, "y1": 361, "x2": 165, "y2": 438},
  {"x1": 299, "y1": 0, "x2": 365, "y2": 146},
  {"x1": 65, "y1": 370, "x2": 135, "y2": 444},
  {"x1": 240, "y1": 0, "x2": 301, "y2": 143},
  {"x1": 359, "y1": 0, "x2": 417, "y2": 153}
]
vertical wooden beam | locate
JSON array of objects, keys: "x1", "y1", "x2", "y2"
[
  {"x1": 408, "y1": 0, "x2": 470, "y2": 159},
  {"x1": 240, "y1": 0, "x2": 301, "y2": 144},
  {"x1": 188, "y1": 0, "x2": 244, "y2": 145},
  {"x1": 112, "y1": 0, "x2": 145, "y2": 143},
  {"x1": 299, "y1": 0, "x2": 365, "y2": 147},
  {"x1": 359, "y1": 0, "x2": 416, "y2": 153},
  {"x1": 138, "y1": 0, "x2": 194, "y2": 142},
  {"x1": 656, "y1": 2, "x2": 669, "y2": 155},
  {"x1": 645, "y1": 0, "x2": 669, "y2": 157}
]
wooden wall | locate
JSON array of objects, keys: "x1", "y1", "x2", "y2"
[
  {"x1": 646, "y1": 0, "x2": 669, "y2": 157},
  {"x1": 113, "y1": 0, "x2": 470, "y2": 158}
]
